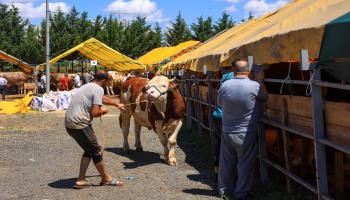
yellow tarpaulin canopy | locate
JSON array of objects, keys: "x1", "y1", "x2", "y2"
[
  {"x1": 163, "y1": 0, "x2": 350, "y2": 72},
  {"x1": 0, "y1": 92, "x2": 34, "y2": 114},
  {"x1": 38, "y1": 38, "x2": 145, "y2": 72},
  {"x1": 136, "y1": 40, "x2": 200, "y2": 69},
  {"x1": 0, "y1": 50, "x2": 34, "y2": 74}
]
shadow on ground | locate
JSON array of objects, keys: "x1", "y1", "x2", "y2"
[
  {"x1": 176, "y1": 126, "x2": 218, "y2": 197},
  {"x1": 48, "y1": 175, "x2": 100, "y2": 189},
  {"x1": 104, "y1": 147, "x2": 164, "y2": 169}
]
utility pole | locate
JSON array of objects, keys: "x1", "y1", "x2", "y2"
[{"x1": 45, "y1": 0, "x2": 50, "y2": 93}]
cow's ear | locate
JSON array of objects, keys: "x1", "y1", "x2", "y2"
[
  {"x1": 142, "y1": 86, "x2": 147, "y2": 93},
  {"x1": 169, "y1": 83, "x2": 179, "y2": 92}
]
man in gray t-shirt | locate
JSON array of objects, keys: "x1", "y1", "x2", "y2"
[
  {"x1": 217, "y1": 61, "x2": 267, "y2": 199},
  {"x1": 65, "y1": 70, "x2": 125, "y2": 189}
]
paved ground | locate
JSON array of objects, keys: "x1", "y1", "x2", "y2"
[
  {"x1": 0, "y1": 107, "x2": 316, "y2": 200},
  {"x1": 0, "y1": 108, "x2": 221, "y2": 200}
]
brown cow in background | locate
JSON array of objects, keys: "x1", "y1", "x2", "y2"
[
  {"x1": 50, "y1": 73, "x2": 75, "y2": 91},
  {"x1": 0, "y1": 72, "x2": 30, "y2": 88}
]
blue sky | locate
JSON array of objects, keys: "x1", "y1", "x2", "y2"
[{"x1": 1, "y1": 0, "x2": 290, "y2": 28}]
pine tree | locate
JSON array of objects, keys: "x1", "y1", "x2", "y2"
[
  {"x1": 122, "y1": 17, "x2": 155, "y2": 59},
  {"x1": 149, "y1": 22, "x2": 162, "y2": 49},
  {"x1": 0, "y1": 4, "x2": 28, "y2": 56},
  {"x1": 214, "y1": 12, "x2": 235, "y2": 35},
  {"x1": 191, "y1": 16, "x2": 214, "y2": 42},
  {"x1": 19, "y1": 25, "x2": 44, "y2": 64},
  {"x1": 165, "y1": 12, "x2": 192, "y2": 46}
]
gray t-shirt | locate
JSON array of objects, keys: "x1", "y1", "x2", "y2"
[
  {"x1": 217, "y1": 78, "x2": 267, "y2": 134},
  {"x1": 65, "y1": 82, "x2": 104, "y2": 129}
]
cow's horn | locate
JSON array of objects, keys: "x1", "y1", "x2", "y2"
[{"x1": 169, "y1": 77, "x2": 176, "y2": 83}]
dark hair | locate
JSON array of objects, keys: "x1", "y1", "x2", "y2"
[{"x1": 94, "y1": 70, "x2": 109, "y2": 81}]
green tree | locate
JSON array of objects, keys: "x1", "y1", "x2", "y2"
[
  {"x1": 165, "y1": 12, "x2": 192, "y2": 46},
  {"x1": 149, "y1": 22, "x2": 162, "y2": 49},
  {"x1": 122, "y1": 17, "x2": 156, "y2": 59},
  {"x1": 214, "y1": 12, "x2": 235, "y2": 34},
  {"x1": 191, "y1": 16, "x2": 214, "y2": 42},
  {"x1": 97, "y1": 15, "x2": 124, "y2": 52},
  {"x1": 18, "y1": 25, "x2": 45, "y2": 65},
  {"x1": 0, "y1": 4, "x2": 28, "y2": 56}
]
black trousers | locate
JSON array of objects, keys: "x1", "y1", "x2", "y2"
[
  {"x1": 0, "y1": 85, "x2": 6, "y2": 100},
  {"x1": 66, "y1": 125, "x2": 103, "y2": 164},
  {"x1": 212, "y1": 117, "x2": 222, "y2": 168}
]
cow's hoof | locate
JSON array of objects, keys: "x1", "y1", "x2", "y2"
[
  {"x1": 168, "y1": 158, "x2": 177, "y2": 166},
  {"x1": 136, "y1": 147, "x2": 144, "y2": 152},
  {"x1": 123, "y1": 147, "x2": 130, "y2": 154}
]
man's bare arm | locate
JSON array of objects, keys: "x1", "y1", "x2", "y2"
[{"x1": 102, "y1": 96, "x2": 125, "y2": 110}]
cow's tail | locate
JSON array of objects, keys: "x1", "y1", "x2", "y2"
[{"x1": 119, "y1": 114, "x2": 122, "y2": 128}]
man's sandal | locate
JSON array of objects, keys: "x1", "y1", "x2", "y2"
[
  {"x1": 73, "y1": 181, "x2": 92, "y2": 189},
  {"x1": 100, "y1": 178, "x2": 123, "y2": 186}
]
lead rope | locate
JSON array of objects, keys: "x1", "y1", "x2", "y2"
[
  {"x1": 306, "y1": 70, "x2": 315, "y2": 96},
  {"x1": 279, "y1": 62, "x2": 292, "y2": 94}
]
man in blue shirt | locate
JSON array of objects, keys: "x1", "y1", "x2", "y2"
[
  {"x1": 212, "y1": 70, "x2": 234, "y2": 179},
  {"x1": 217, "y1": 60, "x2": 267, "y2": 200}
]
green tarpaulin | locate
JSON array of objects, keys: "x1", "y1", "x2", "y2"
[{"x1": 318, "y1": 12, "x2": 350, "y2": 83}]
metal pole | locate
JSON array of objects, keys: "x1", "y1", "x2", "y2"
[{"x1": 45, "y1": 0, "x2": 50, "y2": 93}]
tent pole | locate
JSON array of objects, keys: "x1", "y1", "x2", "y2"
[{"x1": 45, "y1": 0, "x2": 50, "y2": 93}]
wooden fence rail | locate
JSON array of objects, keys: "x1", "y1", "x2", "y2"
[{"x1": 168, "y1": 69, "x2": 350, "y2": 200}]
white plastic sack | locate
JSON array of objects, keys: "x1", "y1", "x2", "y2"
[
  {"x1": 31, "y1": 97, "x2": 43, "y2": 110},
  {"x1": 57, "y1": 91, "x2": 72, "y2": 110},
  {"x1": 41, "y1": 96, "x2": 57, "y2": 112}
]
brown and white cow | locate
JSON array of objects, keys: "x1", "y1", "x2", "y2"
[
  {"x1": 0, "y1": 72, "x2": 30, "y2": 87},
  {"x1": 119, "y1": 75, "x2": 185, "y2": 165},
  {"x1": 106, "y1": 71, "x2": 124, "y2": 95}
]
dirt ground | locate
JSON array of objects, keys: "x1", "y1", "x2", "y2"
[{"x1": 0, "y1": 107, "x2": 316, "y2": 200}]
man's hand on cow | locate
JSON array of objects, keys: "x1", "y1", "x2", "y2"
[
  {"x1": 101, "y1": 107, "x2": 109, "y2": 115},
  {"x1": 115, "y1": 103, "x2": 125, "y2": 111}
]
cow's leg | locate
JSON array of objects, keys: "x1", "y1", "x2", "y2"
[
  {"x1": 106, "y1": 86, "x2": 110, "y2": 95},
  {"x1": 167, "y1": 120, "x2": 183, "y2": 166},
  {"x1": 156, "y1": 132, "x2": 169, "y2": 164},
  {"x1": 134, "y1": 120, "x2": 143, "y2": 152},
  {"x1": 120, "y1": 112, "x2": 131, "y2": 153},
  {"x1": 110, "y1": 82, "x2": 115, "y2": 95}
]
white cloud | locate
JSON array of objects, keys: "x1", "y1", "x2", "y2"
[
  {"x1": 2, "y1": 1, "x2": 70, "y2": 19},
  {"x1": 224, "y1": 5, "x2": 237, "y2": 13},
  {"x1": 244, "y1": 0, "x2": 288, "y2": 18},
  {"x1": 105, "y1": 0, "x2": 169, "y2": 23}
]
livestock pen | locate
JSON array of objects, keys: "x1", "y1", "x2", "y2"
[{"x1": 162, "y1": 49, "x2": 350, "y2": 200}]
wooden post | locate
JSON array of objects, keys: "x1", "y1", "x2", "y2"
[
  {"x1": 207, "y1": 71, "x2": 215, "y2": 146},
  {"x1": 335, "y1": 152, "x2": 344, "y2": 200},
  {"x1": 184, "y1": 71, "x2": 193, "y2": 129},
  {"x1": 311, "y1": 67, "x2": 329, "y2": 199},
  {"x1": 281, "y1": 96, "x2": 292, "y2": 193},
  {"x1": 194, "y1": 76, "x2": 203, "y2": 134}
]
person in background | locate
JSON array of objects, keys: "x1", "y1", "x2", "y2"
[
  {"x1": 83, "y1": 70, "x2": 94, "y2": 84},
  {"x1": 65, "y1": 70, "x2": 125, "y2": 189},
  {"x1": 74, "y1": 74, "x2": 81, "y2": 88},
  {"x1": 40, "y1": 74, "x2": 46, "y2": 94},
  {"x1": 61, "y1": 73, "x2": 69, "y2": 91},
  {"x1": 217, "y1": 60, "x2": 267, "y2": 200},
  {"x1": 211, "y1": 68, "x2": 234, "y2": 181},
  {"x1": 0, "y1": 74, "x2": 8, "y2": 100}
]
